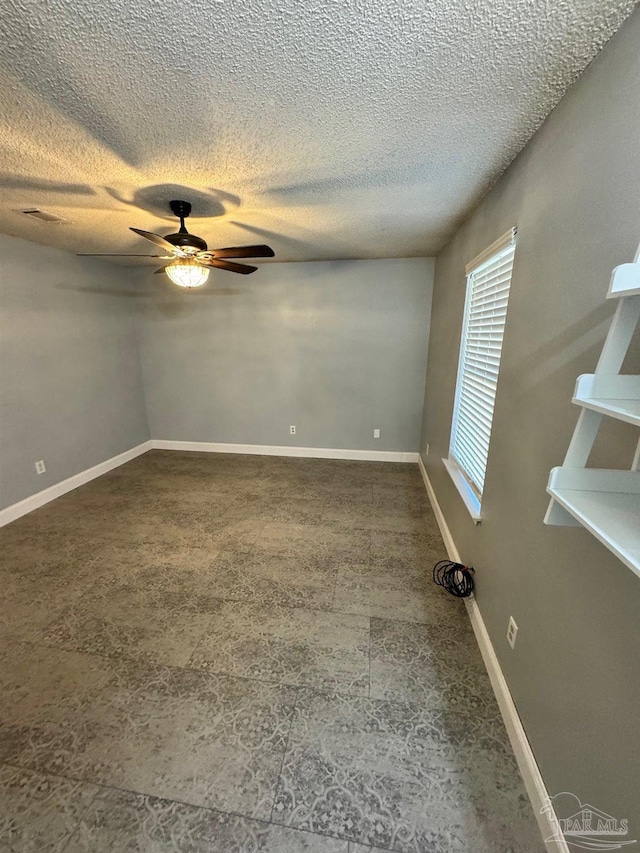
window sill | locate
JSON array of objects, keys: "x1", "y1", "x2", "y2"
[{"x1": 442, "y1": 458, "x2": 482, "y2": 524}]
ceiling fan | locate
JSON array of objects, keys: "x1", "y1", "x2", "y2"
[{"x1": 77, "y1": 199, "x2": 274, "y2": 288}]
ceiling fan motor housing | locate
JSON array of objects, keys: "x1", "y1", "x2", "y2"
[{"x1": 164, "y1": 231, "x2": 208, "y2": 251}]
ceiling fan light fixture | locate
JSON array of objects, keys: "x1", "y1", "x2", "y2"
[
  {"x1": 165, "y1": 259, "x2": 209, "y2": 288},
  {"x1": 77, "y1": 200, "x2": 273, "y2": 277}
]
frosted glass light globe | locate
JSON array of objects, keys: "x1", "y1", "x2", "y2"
[{"x1": 165, "y1": 260, "x2": 209, "y2": 288}]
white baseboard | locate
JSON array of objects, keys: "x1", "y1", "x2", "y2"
[
  {"x1": 0, "y1": 441, "x2": 153, "y2": 528},
  {"x1": 464, "y1": 596, "x2": 568, "y2": 852},
  {"x1": 418, "y1": 455, "x2": 462, "y2": 562},
  {"x1": 151, "y1": 439, "x2": 420, "y2": 464},
  {"x1": 418, "y1": 455, "x2": 568, "y2": 853}
]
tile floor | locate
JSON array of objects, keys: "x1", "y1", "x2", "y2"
[{"x1": 0, "y1": 451, "x2": 544, "y2": 851}]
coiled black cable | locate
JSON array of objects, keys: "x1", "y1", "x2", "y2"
[{"x1": 433, "y1": 560, "x2": 475, "y2": 598}]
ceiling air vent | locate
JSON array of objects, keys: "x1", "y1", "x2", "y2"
[{"x1": 21, "y1": 208, "x2": 69, "y2": 224}]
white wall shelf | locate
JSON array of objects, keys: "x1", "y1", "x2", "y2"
[
  {"x1": 607, "y1": 259, "x2": 640, "y2": 298},
  {"x1": 572, "y1": 374, "x2": 640, "y2": 427},
  {"x1": 547, "y1": 468, "x2": 640, "y2": 577},
  {"x1": 545, "y1": 243, "x2": 640, "y2": 577}
]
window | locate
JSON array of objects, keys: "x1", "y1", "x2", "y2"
[{"x1": 444, "y1": 228, "x2": 516, "y2": 521}]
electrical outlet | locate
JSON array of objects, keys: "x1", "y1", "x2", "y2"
[
  {"x1": 373, "y1": 428, "x2": 381, "y2": 439},
  {"x1": 289, "y1": 425, "x2": 296, "y2": 435},
  {"x1": 424, "y1": 443, "x2": 429, "y2": 456},
  {"x1": 507, "y1": 616, "x2": 518, "y2": 649},
  {"x1": 35, "y1": 460, "x2": 46, "y2": 475}
]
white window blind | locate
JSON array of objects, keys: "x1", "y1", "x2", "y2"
[{"x1": 449, "y1": 231, "x2": 516, "y2": 500}]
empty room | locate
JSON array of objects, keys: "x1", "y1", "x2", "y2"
[{"x1": 0, "y1": 1, "x2": 639, "y2": 851}]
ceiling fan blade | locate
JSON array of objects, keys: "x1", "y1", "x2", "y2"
[
  {"x1": 201, "y1": 259, "x2": 258, "y2": 275},
  {"x1": 154, "y1": 266, "x2": 170, "y2": 275},
  {"x1": 202, "y1": 244, "x2": 275, "y2": 260},
  {"x1": 130, "y1": 228, "x2": 180, "y2": 254},
  {"x1": 77, "y1": 253, "x2": 169, "y2": 257}
]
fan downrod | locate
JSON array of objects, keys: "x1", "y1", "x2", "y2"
[{"x1": 164, "y1": 200, "x2": 207, "y2": 251}]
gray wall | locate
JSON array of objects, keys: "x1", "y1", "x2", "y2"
[
  {"x1": 137, "y1": 258, "x2": 433, "y2": 452},
  {"x1": 420, "y1": 9, "x2": 640, "y2": 834},
  {"x1": 0, "y1": 235, "x2": 149, "y2": 509}
]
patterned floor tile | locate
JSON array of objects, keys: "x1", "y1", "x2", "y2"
[
  {"x1": 65, "y1": 785, "x2": 351, "y2": 851},
  {"x1": 207, "y1": 518, "x2": 266, "y2": 551},
  {"x1": 0, "y1": 521, "x2": 111, "y2": 572},
  {"x1": 366, "y1": 468, "x2": 426, "y2": 489},
  {"x1": 0, "y1": 764, "x2": 98, "y2": 853},
  {"x1": 65, "y1": 786, "x2": 268, "y2": 852},
  {"x1": 246, "y1": 480, "x2": 333, "y2": 502},
  {"x1": 373, "y1": 490, "x2": 432, "y2": 517},
  {"x1": 333, "y1": 564, "x2": 464, "y2": 625},
  {"x1": 369, "y1": 618, "x2": 497, "y2": 712},
  {"x1": 224, "y1": 494, "x2": 326, "y2": 525},
  {"x1": 321, "y1": 493, "x2": 374, "y2": 514},
  {"x1": 0, "y1": 452, "x2": 543, "y2": 852},
  {"x1": 0, "y1": 571, "x2": 84, "y2": 646},
  {"x1": 190, "y1": 602, "x2": 370, "y2": 695},
  {"x1": 14, "y1": 660, "x2": 296, "y2": 820},
  {"x1": 371, "y1": 480, "x2": 431, "y2": 500},
  {"x1": 0, "y1": 645, "x2": 114, "y2": 771},
  {"x1": 323, "y1": 479, "x2": 373, "y2": 498},
  {"x1": 322, "y1": 503, "x2": 432, "y2": 535},
  {"x1": 264, "y1": 825, "x2": 350, "y2": 851},
  {"x1": 0, "y1": 536, "x2": 81, "y2": 578},
  {"x1": 206, "y1": 550, "x2": 337, "y2": 610},
  {"x1": 79, "y1": 513, "x2": 263, "y2": 557},
  {"x1": 272, "y1": 689, "x2": 543, "y2": 852},
  {"x1": 134, "y1": 494, "x2": 250, "y2": 534},
  {"x1": 369, "y1": 531, "x2": 445, "y2": 573},
  {"x1": 332, "y1": 462, "x2": 419, "y2": 486},
  {"x1": 257, "y1": 523, "x2": 371, "y2": 565},
  {"x1": 83, "y1": 563, "x2": 228, "y2": 615},
  {"x1": 37, "y1": 493, "x2": 248, "y2": 551},
  {"x1": 21, "y1": 497, "x2": 173, "y2": 543},
  {"x1": 40, "y1": 599, "x2": 213, "y2": 667},
  {"x1": 0, "y1": 643, "x2": 115, "y2": 731}
]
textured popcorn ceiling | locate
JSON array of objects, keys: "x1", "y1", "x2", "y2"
[{"x1": 0, "y1": 0, "x2": 635, "y2": 264}]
